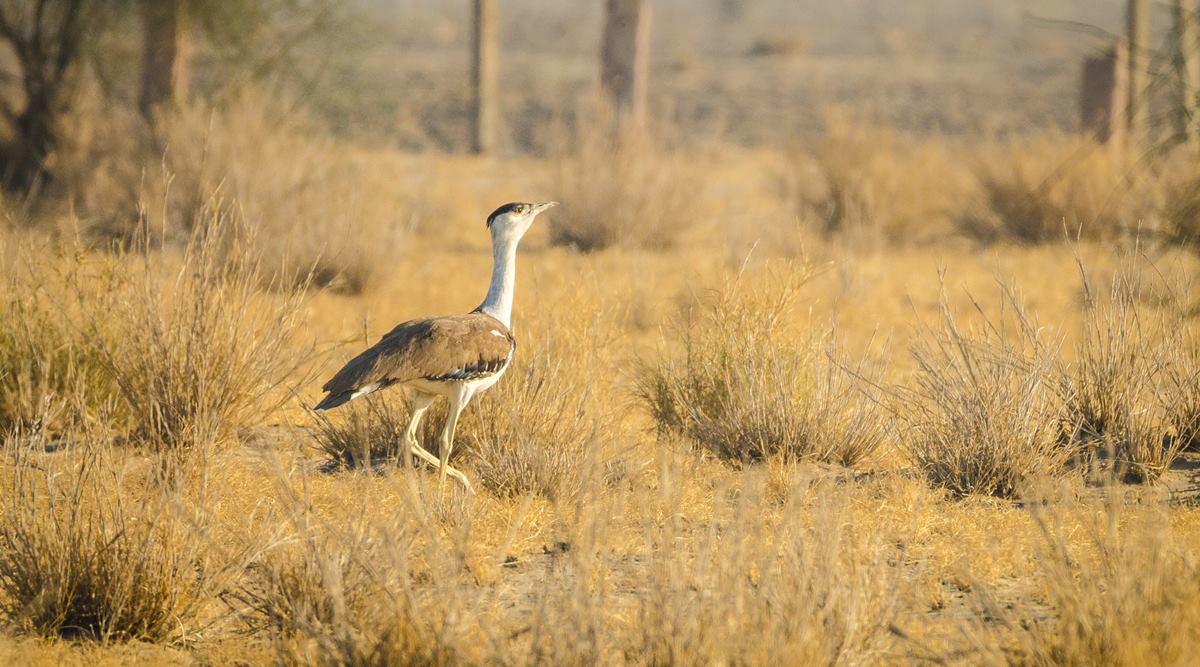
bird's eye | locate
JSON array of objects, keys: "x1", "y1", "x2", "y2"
[{"x1": 516, "y1": 205, "x2": 527, "y2": 214}]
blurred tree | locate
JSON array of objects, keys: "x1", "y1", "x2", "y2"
[
  {"x1": 1174, "y1": 0, "x2": 1199, "y2": 151},
  {"x1": 139, "y1": 0, "x2": 190, "y2": 119},
  {"x1": 0, "y1": 0, "x2": 335, "y2": 191},
  {"x1": 601, "y1": 0, "x2": 651, "y2": 126},
  {"x1": 1127, "y1": 0, "x2": 1149, "y2": 145},
  {"x1": 139, "y1": 0, "x2": 335, "y2": 119},
  {"x1": 0, "y1": 0, "x2": 116, "y2": 191}
]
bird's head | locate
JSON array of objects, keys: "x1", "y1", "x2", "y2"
[{"x1": 486, "y1": 201, "x2": 558, "y2": 243}]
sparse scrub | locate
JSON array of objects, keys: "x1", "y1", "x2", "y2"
[
  {"x1": 801, "y1": 110, "x2": 973, "y2": 245},
  {"x1": 97, "y1": 202, "x2": 310, "y2": 452},
  {"x1": 631, "y1": 477, "x2": 900, "y2": 664},
  {"x1": 231, "y1": 493, "x2": 467, "y2": 665},
  {"x1": 1062, "y1": 258, "x2": 1187, "y2": 482},
  {"x1": 311, "y1": 395, "x2": 410, "y2": 470},
  {"x1": 961, "y1": 137, "x2": 1149, "y2": 244},
  {"x1": 550, "y1": 107, "x2": 705, "y2": 251},
  {"x1": 965, "y1": 494, "x2": 1200, "y2": 665},
  {"x1": 0, "y1": 431, "x2": 227, "y2": 642},
  {"x1": 637, "y1": 265, "x2": 887, "y2": 466},
  {"x1": 0, "y1": 239, "x2": 122, "y2": 434},
  {"x1": 68, "y1": 90, "x2": 410, "y2": 294},
  {"x1": 894, "y1": 285, "x2": 1073, "y2": 497}
]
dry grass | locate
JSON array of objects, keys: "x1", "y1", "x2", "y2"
[
  {"x1": 450, "y1": 315, "x2": 620, "y2": 500},
  {"x1": 550, "y1": 107, "x2": 706, "y2": 251},
  {"x1": 1061, "y1": 254, "x2": 1187, "y2": 483},
  {"x1": 637, "y1": 264, "x2": 887, "y2": 467},
  {"x1": 961, "y1": 137, "x2": 1148, "y2": 244},
  {"x1": 96, "y1": 203, "x2": 310, "y2": 452},
  {"x1": 10, "y1": 77, "x2": 1200, "y2": 666},
  {"x1": 0, "y1": 429, "x2": 232, "y2": 642},
  {"x1": 311, "y1": 395, "x2": 410, "y2": 470},
  {"x1": 228, "y1": 451, "x2": 906, "y2": 665},
  {"x1": 1032, "y1": 498, "x2": 1200, "y2": 665},
  {"x1": 961, "y1": 489, "x2": 1200, "y2": 665},
  {"x1": 799, "y1": 110, "x2": 973, "y2": 245},
  {"x1": 230, "y1": 506, "x2": 461, "y2": 665},
  {"x1": 0, "y1": 236, "x2": 121, "y2": 434},
  {"x1": 627, "y1": 475, "x2": 901, "y2": 665},
  {"x1": 893, "y1": 283, "x2": 1073, "y2": 498},
  {"x1": 58, "y1": 89, "x2": 412, "y2": 294}
]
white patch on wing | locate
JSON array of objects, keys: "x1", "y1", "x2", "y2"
[
  {"x1": 490, "y1": 330, "x2": 506, "y2": 338},
  {"x1": 350, "y1": 382, "x2": 382, "y2": 400}
]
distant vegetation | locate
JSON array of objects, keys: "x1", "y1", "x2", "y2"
[{"x1": 2, "y1": 1, "x2": 1200, "y2": 665}]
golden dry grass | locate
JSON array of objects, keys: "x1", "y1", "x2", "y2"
[{"x1": 4, "y1": 97, "x2": 1200, "y2": 666}]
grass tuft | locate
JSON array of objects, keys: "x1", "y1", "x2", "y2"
[
  {"x1": 97, "y1": 200, "x2": 310, "y2": 452},
  {"x1": 637, "y1": 265, "x2": 887, "y2": 466},
  {"x1": 0, "y1": 429, "x2": 227, "y2": 642},
  {"x1": 1061, "y1": 254, "x2": 1189, "y2": 483},
  {"x1": 894, "y1": 283, "x2": 1073, "y2": 497}
]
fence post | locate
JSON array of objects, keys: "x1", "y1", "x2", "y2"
[
  {"x1": 601, "y1": 0, "x2": 652, "y2": 125},
  {"x1": 470, "y1": 0, "x2": 499, "y2": 153},
  {"x1": 1082, "y1": 39, "x2": 1130, "y2": 153}
]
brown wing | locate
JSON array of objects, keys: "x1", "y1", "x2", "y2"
[{"x1": 315, "y1": 312, "x2": 515, "y2": 410}]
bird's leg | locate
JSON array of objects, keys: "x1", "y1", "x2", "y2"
[
  {"x1": 438, "y1": 387, "x2": 471, "y2": 493},
  {"x1": 403, "y1": 394, "x2": 434, "y2": 470},
  {"x1": 409, "y1": 444, "x2": 475, "y2": 495}
]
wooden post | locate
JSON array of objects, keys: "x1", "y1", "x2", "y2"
[
  {"x1": 601, "y1": 0, "x2": 651, "y2": 125},
  {"x1": 1082, "y1": 39, "x2": 1130, "y2": 151},
  {"x1": 470, "y1": 0, "x2": 499, "y2": 154},
  {"x1": 138, "y1": 0, "x2": 189, "y2": 120},
  {"x1": 1175, "y1": 0, "x2": 1200, "y2": 151},
  {"x1": 1127, "y1": 0, "x2": 1150, "y2": 144}
]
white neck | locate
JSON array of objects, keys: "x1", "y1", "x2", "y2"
[{"x1": 477, "y1": 235, "x2": 519, "y2": 327}]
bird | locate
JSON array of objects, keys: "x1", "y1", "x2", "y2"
[{"x1": 314, "y1": 201, "x2": 558, "y2": 494}]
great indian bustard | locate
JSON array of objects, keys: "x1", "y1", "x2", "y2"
[{"x1": 314, "y1": 201, "x2": 557, "y2": 494}]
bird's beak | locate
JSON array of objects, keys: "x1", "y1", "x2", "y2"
[{"x1": 534, "y1": 201, "x2": 559, "y2": 214}]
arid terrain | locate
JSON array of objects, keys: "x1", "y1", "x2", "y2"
[{"x1": 2, "y1": 0, "x2": 1200, "y2": 665}]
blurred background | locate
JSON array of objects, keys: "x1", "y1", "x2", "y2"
[{"x1": 0, "y1": 0, "x2": 1197, "y2": 275}]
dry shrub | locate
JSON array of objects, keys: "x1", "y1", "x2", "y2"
[
  {"x1": 961, "y1": 137, "x2": 1150, "y2": 244},
  {"x1": 895, "y1": 284, "x2": 1073, "y2": 498},
  {"x1": 1164, "y1": 169, "x2": 1200, "y2": 244},
  {"x1": 550, "y1": 106, "x2": 704, "y2": 251},
  {"x1": 797, "y1": 109, "x2": 974, "y2": 245},
  {"x1": 636, "y1": 264, "x2": 887, "y2": 466},
  {"x1": 631, "y1": 475, "x2": 900, "y2": 664},
  {"x1": 98, "y1": 202, "x2": 310, "y2": 452},
  {"x1": 0, "y1": 237, "x2": 122, "y2": 433},
  {"x1": 311, "y1": 395, "x2": 409, "y2": 470},
  {"x1": 1157, "y1": 331, "x2": 1200, "y2": 452},
  {"x1": 73, "y1": 89, "x2": 410, "y2": 293},
  {"x1": 1062, "y1": 255, "x2": 1188, "y2": 483},
  {"x1": 0, "y1": 431, "x2": 228, "y2": 642},
  {"x1": 451, "y1": 324, "x2": 613, "y2": 500}
]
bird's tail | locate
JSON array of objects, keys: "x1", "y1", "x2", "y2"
[{"x1": 313, "y1": 391, "x2": 353, "y2": 411}]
